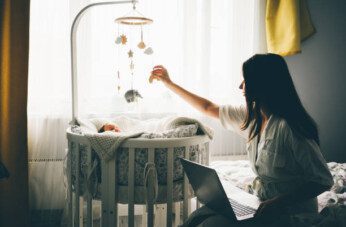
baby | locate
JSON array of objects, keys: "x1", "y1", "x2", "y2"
[{"x1": 98, "y1": 123, "x2": 121, "y2": 133}]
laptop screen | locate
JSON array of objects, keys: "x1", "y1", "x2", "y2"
[{"x1": 180, "y1": 158, "x2": 237, "y2": 220}]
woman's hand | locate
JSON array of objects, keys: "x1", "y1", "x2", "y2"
[
  {"x1": 254, "y1": 197, "x2": 283, "y2": 220},
  {"x1": 149, "y1": 65, "x2": 172, "y2": 86}
]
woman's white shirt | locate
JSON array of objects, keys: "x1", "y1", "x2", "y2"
[{"x1": 219, "y1": 105, "x2": 333, "y2": 214}]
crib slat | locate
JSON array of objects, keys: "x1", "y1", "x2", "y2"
[
  {"x1": 101, "y1": 160, "x2": 109, "y2": 227},
  {"x1": 86, "y1": 145, "x2": 93, "y2": 227},
  {"x1": 128, "y1": 148, "x2": 135, "y2": 227},
  {"x1": 147, "y1": 148, "x2": 155, "y2": 227},
  {"x1": 74, "y1": 143, "x2": 80, "y2": 227},
  {"x1": 68, "y1": 142, "x2": 73, "y2": 227},
  {"x1": 205, "y1": 142, "x2": 210, "y2": 165},
  {"x1": 175, "y1": 202, "x2": 180, "y2": 226},
  {"x1": 183, "y1": 146, "x2": 190, "y2": 222},
  {"x1": 167, "y1": 148, "x2": 174, "y2": 227},
  {"x1": 196, "y1": 145, "x2": 201, "y2": 209},
  {"x1": 80, "y1": 197, "x2": 84, "y2": 227},
  {"x1": 108, "y1": 158, "x2": 117, "y2": 226}
]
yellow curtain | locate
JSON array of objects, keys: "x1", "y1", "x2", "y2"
[
  {"x1": 0, "y1": 0, "x2": 30, "y2": 226},
  {"x1": 266, "y1": 0, "x2": 315, "y2": 56}
]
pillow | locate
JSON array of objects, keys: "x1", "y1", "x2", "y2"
[{"x1": 76, "y1": 118, "x2": 98, "y2": 134}]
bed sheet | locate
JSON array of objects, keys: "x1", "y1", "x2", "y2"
[{"x1": 210, "y1": 160, "x2": 346, "y2": 211}]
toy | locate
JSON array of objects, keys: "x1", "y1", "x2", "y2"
[{"x1": 114, "y1": 1, "x2": 153, "y2": 102}]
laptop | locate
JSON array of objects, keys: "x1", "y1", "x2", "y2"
[{"x1": 180, "y1": 158, "x2": 261, "y2": 222}]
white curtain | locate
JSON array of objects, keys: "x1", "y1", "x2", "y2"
[
  {"x1": 74, "y1": 0, "x2": 255, "y2": 115},
  {"x1": 28, "y1": 0, "x2": 265, "y2": 224}
]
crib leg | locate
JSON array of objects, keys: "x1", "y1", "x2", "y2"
[
  {"x1": 101, "y1": 158, "x2": 118, "y2": 227},
  {"x1": 101, "y1": 160, "x2": 109, "y2": 227},
  {"x1": 183, "y1": 146, "x2": 190, "y2": 222},
  {"x1": 68, "y1": 142, "x2": 73, "y2": 227},
  {"x1": 73, "y1": 194, "x2": 82, "y2": 227},
  {"x1": 196, "y1": 147, "x2": 201, "y2": 210},
  {"x1": 128, "y1": 148, "x2": 135, "y2": 227},
  {"x1": 86, "y1": 195, "x2": 92, "y2": 227},
  {"x1": 74, "y1": 143, "x2": 81, "y2": 227},
  {"x1": 108, "y1": 159, "x2": 117, "y2": 227},
  {"x1": 147, "y1": 148, "x2": 155, "y2": 227},
  {"x1": 167, "y1": 148, "x2": 174, "y2": 227},
  {"x1": 141, "y1": 205, "x2": 147, "y2": 227},
  {"x1": 174, "y1": 202, "x2": 180, "y2": 227},
  {"x1": 86, "y1": 145, "x2": 93, "y2": 227},
  {"x1": 80, "y1": 197, "x2": 84, "y2": 227},
  {"x1": 147, "y1": 203, "x2": 154, "y2": 227}
]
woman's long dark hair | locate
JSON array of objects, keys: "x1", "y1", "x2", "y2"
[{"x1": 241, "y1": 53, "x2": 319, "y2": 145}]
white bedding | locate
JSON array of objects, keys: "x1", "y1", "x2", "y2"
[
  {"x1": 210, "y1": 160, "x2": 346, "y2": 226},
  {"x1": 210, "y1": 160, "x2": 346, "y2": 211},
  {"x1": 210, "y1": 160, "x2": 256, "y2": 192},
  {"x1": 76, "y1": 116, "x2": 213, "y2": 161}
]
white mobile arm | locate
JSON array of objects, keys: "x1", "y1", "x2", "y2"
[{"x1": 70, "y1": 1, "x2": 135, "y2": 125}]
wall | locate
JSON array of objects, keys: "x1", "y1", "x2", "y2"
[{"x1": 285, "y1": 0, "x2": 346, "y2": 162}]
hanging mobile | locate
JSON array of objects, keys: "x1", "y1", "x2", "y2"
[{"x1": 114, "y1": 0, "x2": 153, "y2": 102}]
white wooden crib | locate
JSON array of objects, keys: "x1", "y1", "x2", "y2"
[
  {"x1": 66, "y1": 128, "x2": 210, "y2": 227},
  {"x1": 66, "y1": 1, "x2": 210, "y2": 226}
]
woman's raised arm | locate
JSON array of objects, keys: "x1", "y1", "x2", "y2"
[{"x1": 150, "y1": 65, "x2": 219, "y2": 119}]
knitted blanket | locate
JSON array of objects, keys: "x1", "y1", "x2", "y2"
[
  {"x1": 78, "y1": 116, "x2": 213, "y2": 162},
  {"x1": 84, "y1": 131, "x2": 144, "y2": 161}
]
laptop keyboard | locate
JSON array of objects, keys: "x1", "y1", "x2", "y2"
[{"x1": 228, "y1": 198, "x2": 256, "y2": 217}]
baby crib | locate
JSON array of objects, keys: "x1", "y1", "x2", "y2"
[
  {"x1": 66, "y1": 1, "x2": 211, "y2": 226},
  {"x1": 66, "y1": 127, "x2": 210, "y2": 227}
]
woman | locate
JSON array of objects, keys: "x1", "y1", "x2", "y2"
[{"x1": 150, "y1": 54, "x2": 333, "y2": 226}]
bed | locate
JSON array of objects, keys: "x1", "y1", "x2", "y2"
[{"x1": 210, "y1": 159, "x2": 346, "y2": 226}]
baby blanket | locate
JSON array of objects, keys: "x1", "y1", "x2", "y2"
[
  {"x1": 84, "y1": 131, "x2": 144, "y2": 161},
  {"x1": 77, "y1": 116, "x2": 213, "y2": 162}
]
